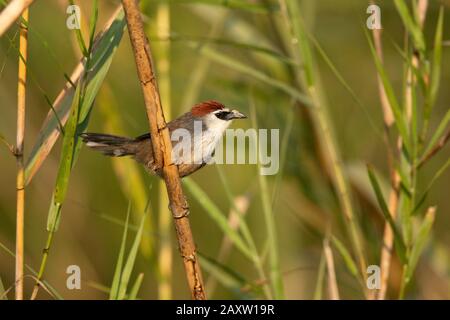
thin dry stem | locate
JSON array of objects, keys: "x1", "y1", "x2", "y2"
[
  {"x1": 374, "y1": 0, "x2": 428, "y2": 300},
  {"x1": 372, "y1": 27, "x2": 394, "y2": 127},
  {"x1": 418, "y1": 129, "x2": 450, "y2": 169},
  {"x1": 15, "y1": 7, "x2": 28, "y2": 300},
  {"x1": 206, "y1": 195, "x2": 250, "y2": 295},
  {"x1": 121, "y1": 0, "x2": 206, "y2": 300},
  {"x1": 372, "y1": 15, "x2": 402, "y2": 300},
  {"x1": 0, "y1": 0, "x2": 34, "y2": 36},
  {"x1": 156, "y1": 2, "x2": 173, "y2": 300},
  {"x1": 323, "y1": 238, "x2": 339, "y2": 300}
]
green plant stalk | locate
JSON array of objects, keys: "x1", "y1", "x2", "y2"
[
  {"x1": 398, "y1": 6, "x2": 444, "y2": 299},
  {"x1": 250, "y1": 96, "x2": 284, "y2": 299},
  {"x1": 31, "y1": 2, "x2": 101, "y2": 298},
  {"x1": 30, "y1": 222, "x2": 56, "y2": 299},
  {"x1": 98, "y1": 87, "x2": 154, "y2": 258},
  {"x1": 279, "y1": 0, "x2": 367, "y2": 287},
  {"x1": 216, "y1": 167, "x2": 272, "y2": 299}
]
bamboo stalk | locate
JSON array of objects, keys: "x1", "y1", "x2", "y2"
[
  {"x1": 121, "y1": 0, "x2": 206, "y2": 300},
  {"x1": 0, "y1": 0, "x2": 34, "y2": 36},
  {"x1": 15, "y1": 7, "x2": 29, "y2": 300}
]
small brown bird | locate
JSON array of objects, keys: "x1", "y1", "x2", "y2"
[{"x1": 81, "y1": 100, "x2": 246, "y2": 177}]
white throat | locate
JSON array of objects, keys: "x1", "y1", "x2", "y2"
[{"x1": 171, "y1": 114, "x2": 231, "y2": 165}]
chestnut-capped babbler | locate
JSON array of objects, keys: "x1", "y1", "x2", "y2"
[{"x1": 80, "y1": 100, "x2": 246, "y2": 177}]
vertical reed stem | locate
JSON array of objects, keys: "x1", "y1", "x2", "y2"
[
  {"x1": 15, "y1": 8, "x2": 29, "y2": 300},
  {"x1": 323, "y1": 238, "x2": 339, "y2": 300},
  {"x1": 121, "y1": 0, "x2": 206, "y2": 299},
  {"x1": 155, "y1": 2, "x2": 173, "y2": 300}
]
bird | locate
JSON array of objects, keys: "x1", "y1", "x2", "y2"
[{"x1": 80, "y1": 100, "x2": 247, "y2": 178}]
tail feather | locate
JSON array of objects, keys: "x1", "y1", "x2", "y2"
[{"x1": 80, "y1": 133, "x2": 137, "y2": 157}]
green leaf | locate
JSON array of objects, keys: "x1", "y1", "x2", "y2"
[
  {"x1": 46, "y1": 82, "x2": 82, "y2": 231},
  {"x1": 404, "y1": 208, "x2": 435, "y2": 282},
  {"x1": 308, "y1": 32, "x2": 381, "y2": 137},
  {"x1": 425, "y1": 7, "x2": 444, "y2": 122},
  {"x1": 250, "y1": 96, "x2": 284, "y2": 299},
  {"x1": 68, "y1": 0, "x2": 88, "y2": 57},
  {"x1": 367, "y1": 165, "x2": 407, "y2": 264},
  {"x1": 366, "y1": 31, "x2": 411, "y2": 153},
  {"x1": 421, "y1": 108, "x2": 450, "y2": 160},
  {"x1": 199, "y1": 47, "x2": 312, "y2": 107},
  {"x1": 183, "y1": 178, "x2": 254, "y2": 260},
  {"x1": 413, "y1": 157, "x2": 450, "y2": 215},
  {"x1": 198, "y1": 253, "x2": 253, "y2": 298},
  {"x1": 393, "y1": 0, "x2": 426, "y2": 53},
  {"x1": 331, "y1": 236, "x2": 358, "y2": 277},
  {"x1": 88, "y1": 0, "x2": 99, "y2": 48},
  {"x1": 117, "y1": 212, "x2": 146, "y2": 300},
  {"x1": 25, "y1": 9, "x2": 126, "y2": 185},
  {"x1": 109, "y1": 203, "x2": 131, "y2": 300},
  {"x1": 313, "y1": 251, "x2": 326, "y2": 300},
  {"x1": 0, "y1": 241, "x2": 63, "y2": 300},
  {"x1": 169, "y1": 0, "x2": 279, "y2": 13},
  {"x1": 284, "y1": 0, "x2": 314, "y2": 86},
  {"x1": 128, "y1": 273, "x2": 144, "y2": 300},
  {"x1": 0, "y1": 277, "x2": 6, "y2": 300},
  {"x1": 45, "y1": 12, "x2": 125, "y2": 231}
]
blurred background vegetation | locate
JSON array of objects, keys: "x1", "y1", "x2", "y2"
[{"x1": 0, "y1": 0, "x2": 449, "y2": 299}]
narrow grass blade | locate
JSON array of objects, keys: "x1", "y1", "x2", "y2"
[
  {"x1": 421, "y1": 108, "x2": 450, "y2": 160},
  {"x1": 425, "y1": 7, "x2": 444, "y2": 121},
  {"x1": 128, "y1": 273, "x2": 144, "y2": 300},
  {"x1": 282, "y1": 0, "x2": 367, "y2": 282},
  {"x1": 46, "y1": 82, "x2": 82, "y2": 231},
  {"x1": 199, "y1": 47, "x2": 312, "y2": 107},
  {"x1": 172, "y1": 0, "x2": 278, "y2": 13},
  {"x1": 367, "y1": 165, "x2": 407, "y2": 264},
  {"x1": 313, "y1": 251, "x2": 326, "y2": 300},
  {"x1": 404, "y1": 207, "x2": 435, "y2": 282},
  {"x1": 308, "y1": 33, "x2": 381, "y2": 137},
  {"x1": 88, "y1": 0, "x2": 99, "y2": 47},
  {"x1": 0, "y1": 277, "x2": 6, "y2": 300},
  {"x1": 331, "y1": 236, "x2": 358, "y2": 277},
  {"x1": 0, "y1": 241, "x2": 63, "y2": 300},
  {"x1": 109, "y1": 203, "x2": 131, "y2": 300},
  {"x1": 117, "y1": 213, "x2": 147, "y2": 300},
  {"x1": 393, "y1": 0, "x2": 426, "y2": 53},
  {"x1": 24, "y1": 8, "x2": 125, "y2": 184},
  {"x1": 199, "y1": 253, "x2": 253, "y2": 298},
  {"x1": 413, "y1": 157, "x2": 450, "y2": 214},
  {"x1": 68, "y1": 0, "x2": 88, "y2": 57},
  {"x1": 250, "y1": 97, "x2": 284, "y2": 299},
  {"x1": 183, "y1": 178, "x2": 254, "y2": 260},
  {"x1": 366, "y1": 31, "x2": 411, "y2": 153},
  {"x1": 98, "y1": 87, "x2": 154, "y2": 258}
]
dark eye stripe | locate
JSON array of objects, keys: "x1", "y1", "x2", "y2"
[{"x1": 215, "y1": 111, "x2": 231, "y2": 120}]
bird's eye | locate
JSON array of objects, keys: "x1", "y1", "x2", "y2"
[{"x1": 215, "y1": 111, "x2": 231, "y2": 120}]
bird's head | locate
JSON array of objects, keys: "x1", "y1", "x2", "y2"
[{"x1": 191, "y1": 100, "x2": 246, "y2": 131}]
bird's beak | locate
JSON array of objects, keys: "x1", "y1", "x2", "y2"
[{"x1": 229, "y1": 109, "x2": 247, "y2": 120}]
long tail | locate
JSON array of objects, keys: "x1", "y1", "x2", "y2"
[{"x1": 80, "y1": 133, "x2": 138, "y2": 157}]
